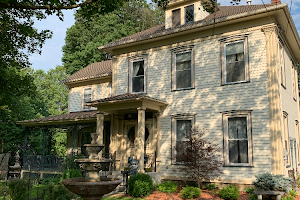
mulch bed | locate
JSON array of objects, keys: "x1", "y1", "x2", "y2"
[{"x1": 119, "y1": 188, "x2": 251, "y2": 200}]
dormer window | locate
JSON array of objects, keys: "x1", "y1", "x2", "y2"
[
  {"x1": 185, "y1": 5, "x2": 194, "y2": 24},
  {"x1": 172, "y1": 9, "x2": 181, "y2": 27},
  {"x1": 82, "y1": 87, "x2": 92, "y2": 110}
]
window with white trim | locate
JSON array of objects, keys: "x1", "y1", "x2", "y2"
[
  {"x1": 171, "y1": 46, "x2": 195, "y2": 91},
  {"x1": 128, "y1": 56, "x2": 147, "y2": 94},
  {"x1": 220, "y1": 35, "x2": 249, "y2": 85},
  {"x1": 82, "y1": 87, "x2": 92, "y2": 110},
  {"x1": 292, "y1": 64, "x2": 298, "y2": 100},
  {"x1": 222, "y1": 111, "x2": 252, "y2": 166},
  {"x1": 296, "y1": 120, "x2": 300, "y2": 165},
  {"x1": 171, "y1": 114, "x2": 194, "y2": 164}
]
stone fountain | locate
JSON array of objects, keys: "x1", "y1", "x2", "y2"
[{"x1": 62, "y1": 133, "x2": 122, "y2": 200}]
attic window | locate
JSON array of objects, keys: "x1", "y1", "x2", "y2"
[
  {"x1": 172, "y1": 9, "x2": 181, "y2": 27},
  {"x1": 185, "y1": 5, "x2": 194, "y2": 24}
]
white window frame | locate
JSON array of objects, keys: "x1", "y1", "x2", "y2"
[
  {"x1": 279, "y1": 42, "x2": 286, "y2": 88},
  {"x1": 171, "y1": 46, "x2": 195, "y2": 91},
  {"x1": 222, "y1": 111, "x2": 252, "y2": 166},
  {"x1": 171, "y1": 114, "x2": 195, "y2": 164},
  {"x1": 128, "y1": 55, "x2": 148, "y2": 94},
  {"x1": 220, "y1": 35, "x2": 249, "y2": 85},
  {"x1": 82, "y1": 87, "x2": 92, "y2": 110},
  {"x1": 283, "y1": 111, "x2": 291, "y2": 167}
]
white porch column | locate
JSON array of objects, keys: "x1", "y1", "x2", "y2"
[
  {"x1": 154, "y1": 112, "x2": 161, "y2": 172},
  {"x1": 137, "y1": 107, "x2": 145, "y2": 173},
  {"x1": 96, "y1": 111, "x2": 104, "y2": 158}
]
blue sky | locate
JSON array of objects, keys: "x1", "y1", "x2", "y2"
[{"x1": 29, "y1": 0, "x2": 300, "y2": 72}]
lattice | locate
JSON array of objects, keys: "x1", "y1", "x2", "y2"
[{"x1": 185, "y1": 5, "x2": 194, "y2": 24}]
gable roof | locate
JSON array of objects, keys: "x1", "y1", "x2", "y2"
[
  {"x1": 99, "y1": 4, "x2": 285, "y2": 51},
  {"x1": 62, "y1": 60, "x2": 112, "y2": 84}
]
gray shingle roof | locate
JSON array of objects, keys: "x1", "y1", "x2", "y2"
[
  {"x1": 100, "y1": 4, "x2": 284, "y2": 50},
  {"x1": 62, "y1": 60, "x2": 112, "y2": 84}
]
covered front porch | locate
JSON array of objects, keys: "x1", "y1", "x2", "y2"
[{"x1": 86, "y1": 93, "x2": 168, "y2": 173}]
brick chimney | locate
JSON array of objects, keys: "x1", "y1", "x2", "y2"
[{"x1": 271, "y1": 0, "x2": 281, "y2": 4}]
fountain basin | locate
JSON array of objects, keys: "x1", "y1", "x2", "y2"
[{"x1": 62, "y1": 177, "x2": 123, "y2": 200}]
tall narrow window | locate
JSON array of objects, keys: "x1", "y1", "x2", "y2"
[
  {"x1": 82, "y1": 87, "x2": 92, "y2": 110},
  {"x1": 279, "y1": 43, "x2": 286, "y2": 87},
  {"x1": 296, "y1": 121, "x2": 300, "y2": 165},
  {"x1": 225, "y1": 41, "x2": 245, "y2": 83},
  {"x1": 292, "y1": 65, "x2": 298, "y2": 100},
  {"x1": 172, "y1": 9, "x2": 181, "y2": 27},
  {"x1": 185, "y1": 5, "x2": 194, "y2": 24},
  {"x1": 132, "y1": 60, "x2": 145, "y2": 93},
  {"x1": 283, "y1": 112, "x2": 290, "y2": 166},
  {"x1": 175, "y1": 51, "x2": 192, "y2": 89},
  {"x1": 171, "y1": 114, "x2": 195, "y2": 164},
  {"x1": 222, "y1": 111, "x2": 252, "y2": 166}
]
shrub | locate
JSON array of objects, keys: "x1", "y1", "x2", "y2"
[
  {"x1": 180, "y1": 186, "x2": 201, "y2": 199},
  {"x1": 186, "y1": 181, "x2": 198, "y2": 187},
  {"x1": 131, "y1": 180, "x2": 152, "y2": 197},
  {"x1": 6, "y1": 179, "x2": 32, "y2": 200},
  {"x1": 157, "y1": 181, "x2": 177, "y2": 193},
  {"x1": 39, "y1": 183, "x2": 78, "y2": 200},
  {"x1": 62, "y1": 169, "x2": 82, "y2": 179},
  {"x1": 128, "y1": 173, "x2": 153, "y2": 197},
  {"x1": 218, "y1": 185, "x2": 240, "y2": 200},
  {"x1": 244, "y1": 187, "x2": 255, "y2": 194},
  {"x1": 206, "y1": 183, "x2": 216, "y2": 191},
  {"x1": 39, "y1": 177, "x2": 61, "y2": 185},
  {"x1": 253, "y1": 172, "x2": 292, "y2": 193},
  {"x1": 282, "y1": 189, "x2": 297, "y2": 200}
]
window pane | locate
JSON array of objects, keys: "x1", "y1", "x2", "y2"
[
  {"x1": 176, "y1": 120, "x2": 191, "y2": 141},
  {"x1": 185, "y1": 5, "x2": 194, "y2": 24},
  {"x1": 228, "y1": 117, "x2": 247, "y2": 139},
  {"x1": 133, "y1": 60, "x2": 144, "y2": 76},
  {"x1": 172, "y1": 9, "x2": 181, "y2": 27},
  {"x1": 84, "y1": 88, "x2": 92, "y2": 95},
  {"x1": 226, "y1": 42, "x2": 244, "y2": 55},
  {"x1": 226, "y1": 61, "x2": 245, "y2": 83},
  {"x1": 176, "y1": 52, "x2": 191, "y2": 62},
  {"x1": 176, "y1": 61, "x2": 191, "y2": 70},
  {"x1": 132, "y1": 76, "x2": 144, "y2": 93},
  {"x1": 229, "y1": 140, "x2": 248, "y2": 163},
  {"x1": 226, "y1": 53, "x2": 244, "y2": 63},
  {"x1": 176, "y1": 69, "x2": 191, "y2": 89},
  {"x1": 176, "y1": 141, "x2": 185, "y2": 162}
]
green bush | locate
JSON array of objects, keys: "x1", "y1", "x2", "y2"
[
  {"x1": 244, "y1": 187, "x2": 255, "y2": 194},
  {"x1": 39, "y1": 183, "x2": 78, "y2": 200},
  {"x1": 206, "y1": 183, "x2": 216, "y2": 191},
  {"x1": 6, "y1": 179, "x2": 32, "y2": 200},
  {"x1": 131, "y1": 180, "x2": 152, "y2": 197},
  {"x1": 180, "y1": 186, "x2": 201, "y2": 199},
  {"x1": 39, "y1": 177, "x2": 61, "y2": 185},
  {"x1": 218, "y1": 185, "x2": 240, "y2": 200},
  {"x1": 253, "y1": 172, "x2": 292, "y2": 193},
  {"x1": 157, "y1": 181, "x2": 177, "y2": 193},
  {"x1": 282, "y1": 189, "x2": 297, "y2": 200},
  {"x1": 128, "y1": 173, "x2": 153, "y2": 197},
  {"x1": 186, "y1": 181, "x2": 198, "y2": 187},
  {"x1": 62, "y1": 169, "x2": 82, "y2": 179},
  {"x1": 62, "y1": 154, "x2": 84, "y2": 170}
]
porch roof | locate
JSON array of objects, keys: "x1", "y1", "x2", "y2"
[
  {"x1": 17, "y1": 110, "x2": 104, "y2": 126},
  {"x1": 86, "y1": 93, "x2": 168, "y2": 112}
]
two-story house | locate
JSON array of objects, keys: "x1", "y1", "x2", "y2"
[{"x1": 19, "y1": 0, "x2": 300, "y2": 185}]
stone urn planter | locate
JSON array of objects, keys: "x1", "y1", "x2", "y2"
[{"x1": 253, "y1": 190, "x2": 285, "y2": 200}]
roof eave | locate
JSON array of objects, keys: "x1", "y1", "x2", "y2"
[{"x1": 99, "y1": 4, "x2": 287, "y2": 54}]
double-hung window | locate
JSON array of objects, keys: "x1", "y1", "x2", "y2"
[
  {"x1": 222, "y1": 111, "x2": 252, "y2": 166},
  {"x1": 82, "y1": 87, "x2": 92, "y2": 110},
  {"x1": 220, "y1": 35, "x2": 249, "y2": 85},
  {"x1": 283, "y1": 112, "x2": 290, "y2": 166},
  {"x1": 171, "y1": 46, "x2": 195, "y2": 91},
  {"x1": 185, "y1": 5, "x2": 194, "y2": 24},
  {"x1": 279, "y1": 42, "x2": 286, "y2": 87},
  {"x1": 171, "y1": 114, "x2": 195, "y2": 164},
  {"x1": 292, "y1": 64, "x2": 298, "y2": 100},
  {"x1": 129, "y1": 55, "x2": 147, "y2": 93},
  {"x1": 132, "y1": 60, "x2": 145, "y2": 93}
]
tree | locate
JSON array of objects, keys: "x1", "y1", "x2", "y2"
[
  {"x1": 62, "y1": 0, "x2": 165, "y2": 74},
  {"x1": 173, "y1": 127, "x2": 223, "y2": 187}
]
